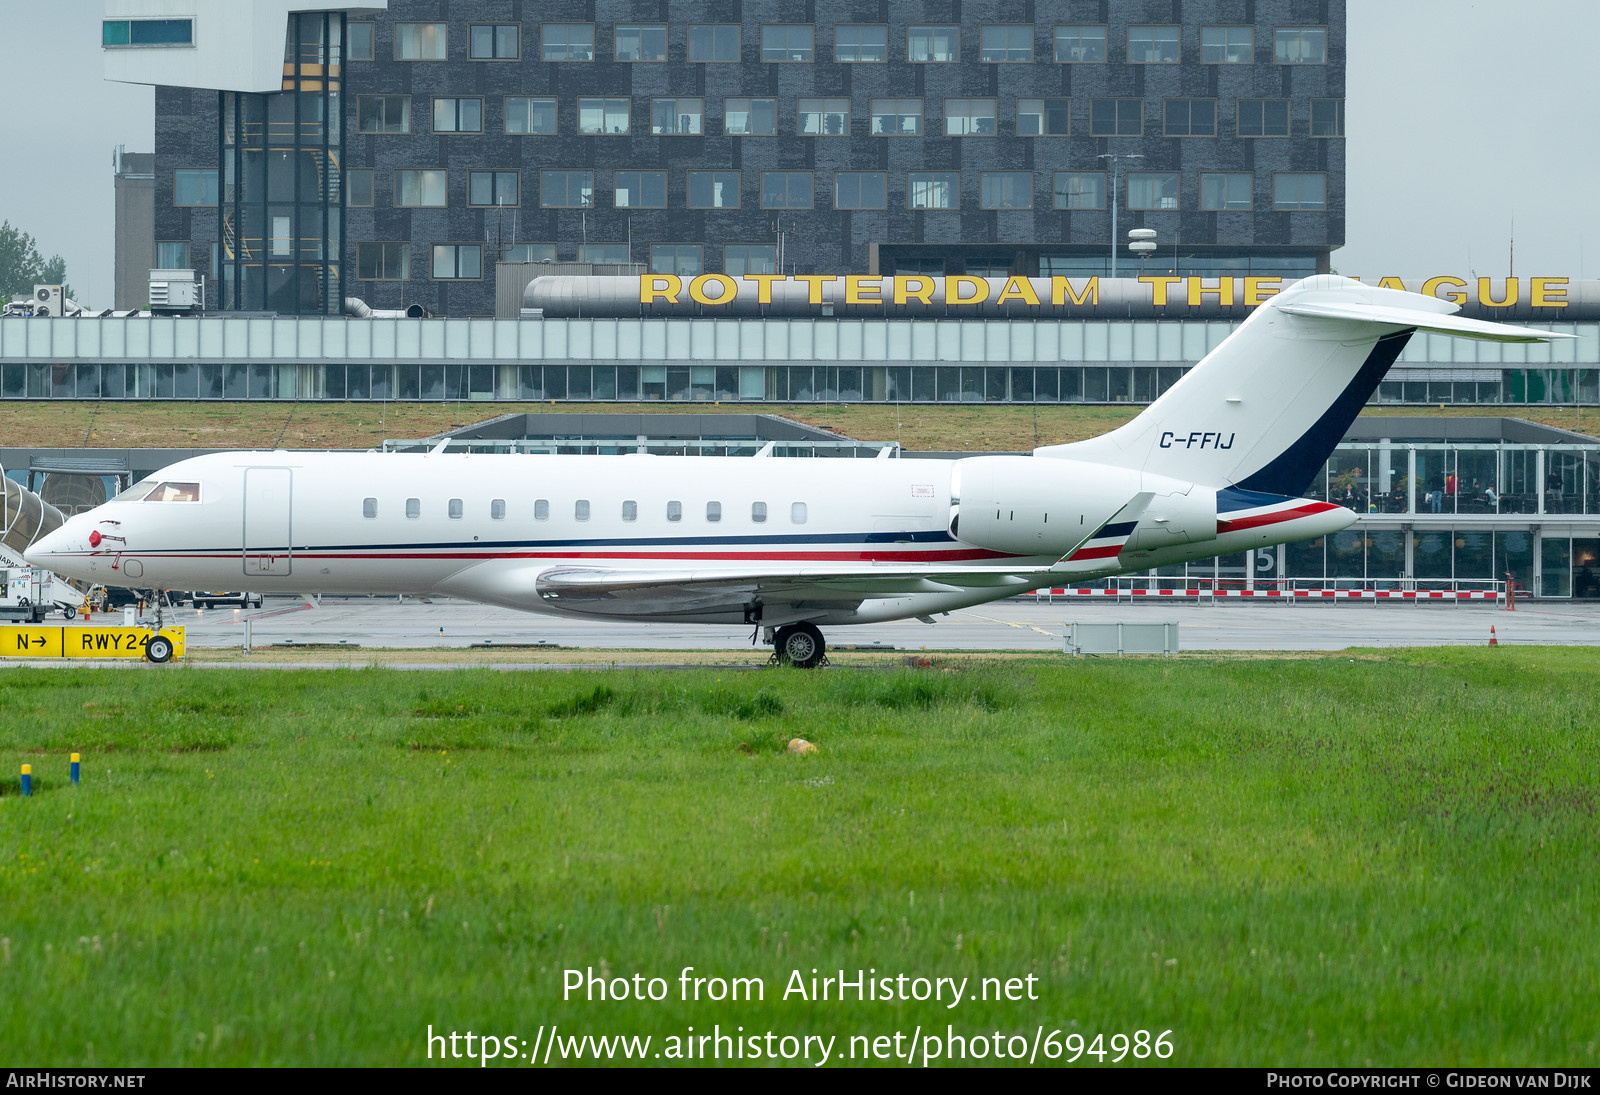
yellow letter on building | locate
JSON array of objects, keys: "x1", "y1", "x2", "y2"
[{"x1": 1531, "y1": 277, "x2": 1569, "y2": 308}]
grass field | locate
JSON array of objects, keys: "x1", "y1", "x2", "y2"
[{"x1": 1, "y1": 649, "x2": 1598, "y2": 1067}]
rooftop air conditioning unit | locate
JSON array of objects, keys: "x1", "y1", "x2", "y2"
[
  {"x1": 148, "y1": 269, "x2": 201, "y2": 312},
  {"x1": 32, "y1": 285, "x2": 64, "y2": 317}
]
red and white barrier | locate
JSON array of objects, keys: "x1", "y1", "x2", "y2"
[{"x1": 1030, "y1": 588, "x2": 1503, "y2": 601}]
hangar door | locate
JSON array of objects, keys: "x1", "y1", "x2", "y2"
[{"x1": 243, "y1": 468, "x2": 293, "y2": 577}]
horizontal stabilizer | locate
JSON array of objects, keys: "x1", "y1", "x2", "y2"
[{"x1": 1276, "y1": 301, "x2": 1570, "y2": 343}]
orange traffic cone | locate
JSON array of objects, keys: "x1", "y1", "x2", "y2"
[{"x1": 1489, "y1": 625, "x2": 1498, "y2": 647}]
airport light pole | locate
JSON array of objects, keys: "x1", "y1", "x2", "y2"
[{"x1": 1098, "y1": 152, "x2": 1143, "y2": 279}]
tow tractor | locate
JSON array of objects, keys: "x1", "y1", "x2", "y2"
[{"x1": 1, "y1": 565, "x2": 81, "y2": 622}]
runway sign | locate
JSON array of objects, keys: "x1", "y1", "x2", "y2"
[{"x1": 0, "y1": 626, "x2": 185, "y2": 660}]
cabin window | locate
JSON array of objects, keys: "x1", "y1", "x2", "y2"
[
  {"x1": 146, "y1": 481, "x2": 201, "y2": 502},
  {"x1": 666, "y1": 500, "x2": 683, "y2": 522},
  {"x1": 622, "y1": 500, "x2": 638, "y2": 521},
  {"x1": 575, "y1": 500, "x2": 591, "y2": 521},
  {"x1": 114, "y1": 478, "x2": 157, "y2": 502},
  {"x1": 406, "y1": 497, "x2": 421, "y2": 518},
  {"x1": 490, "y1": 499, "x2": 506, "y2": 520},
  {"x1": 362, "y1": 497, "x2": 378, "y2": 519},
  {"x1": 791, "y1": 502, "x2": 808, "y2": 524},
  {"x1": 448, "y1": 498, "x2": 464, "y2": 519},
  {"x1": 751, "y1": 501, "x2": 768, "y2": 523},
  {"x1": 534, "y1": 499, "x2": 549, "y2": 520},
  {"x1": 706, "y1": 501, "x2": 722, "y2": 522}
]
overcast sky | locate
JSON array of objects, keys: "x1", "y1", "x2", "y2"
[{"x1": 3, "y1": 1, "x2": 1598, "y2": 306}]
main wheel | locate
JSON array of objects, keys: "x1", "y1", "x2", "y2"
[
  {"x1": 774, "y1": 622, "x2": 825, "y2": 669},
  {"x1": 146, "y1": 635, "x2": 174, "y2": 663}
]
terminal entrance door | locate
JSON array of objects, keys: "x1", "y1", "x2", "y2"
[
  {"x1": 1575, "y1": 539, "x2": 1600, "y2": 599},
  {"x1": 243, "y1": 468, "x2": 293, "y2": 577}
]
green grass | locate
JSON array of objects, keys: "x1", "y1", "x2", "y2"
[{"x1": 1, "y1": 650, "x2": 1598, "y2": 1067}]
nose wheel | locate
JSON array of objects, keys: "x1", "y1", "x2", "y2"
[{"x1": 772, "y1": 622, "x2": 827, "y2": 669}]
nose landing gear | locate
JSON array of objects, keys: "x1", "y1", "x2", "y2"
[{"x1": 771, "y1": 622, "x2": 827, "y2": 669}]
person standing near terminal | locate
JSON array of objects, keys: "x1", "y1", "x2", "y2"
[{"x1": 1427, "y1": 471, "x2": 1445, "y2": 513}]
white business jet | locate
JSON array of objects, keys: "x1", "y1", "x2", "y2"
[{"x1": 26, "y1": 276, "x2": 1560, "y2": 666}]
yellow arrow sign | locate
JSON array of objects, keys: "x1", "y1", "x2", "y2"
[
  {"x1": 0, "y1": 627, "x2": 63, "y2": 657},
  {"x1": 0, "y1": 626, "x2": 184, "y2": 660}
]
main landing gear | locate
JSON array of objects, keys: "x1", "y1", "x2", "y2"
[{"x1": 771, "y1": 622, "x2": 827, "y2": 670}]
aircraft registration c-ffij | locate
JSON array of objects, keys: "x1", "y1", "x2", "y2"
[{"x1": 26, "y1": 277, "x2": 1567, "y2": 667}]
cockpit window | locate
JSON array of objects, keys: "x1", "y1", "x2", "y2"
[
  {"x1": 113, "y1": 478, "x2": 157, "y2": 502},
  {"x1": 146, "y1": 481, "x2": 202, "y2": 503}
]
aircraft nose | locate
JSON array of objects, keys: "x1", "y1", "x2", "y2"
[{"x1": 24, "y1": 525, "x2": 71, "y2": 564}]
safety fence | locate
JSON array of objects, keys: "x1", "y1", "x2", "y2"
[{"x1": 1027, "y1": 579, "x2": 1511, "y2": 604}]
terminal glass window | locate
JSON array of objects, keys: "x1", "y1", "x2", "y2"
[
  {"x1": 396, "y1": 170, "x2": 447, "y2": 207},
  {"x1": 1053, "y1": 172, "x2": 1105, "y2": 209},
  {"x1": 406, "y1": 498, "x2": 421, "y2": 518},
  {"x1": 651, "y1": 245, "x2": 702, "y2": 276},
  {"x1": 1128, "y1": 26, "x2": 1179, "y2": 63},
  {"x1": 356, "y1": 242, "x2": 409, "y2": 280},
  {"x1": 798, "y1": 98, "x2": 849, "y2": 135},
  {"x1": 1238, "y1": 99, "x2": 1290, "y2": 137},
  {"x1": 907, "y1": 25, "x2": 958, "y2": 62},
  {"x1": 725, "y1": 245, "x2": 776, "y2": 275},
  {"x1": 1273, "y1": 173, "x2": 1326, "y2": 210},
  {"x1": 688, "y1": 25, "x2": 740, "y2": 62},
  {"x1": 468, "y1": 171, "x2": 518, "y2": 207},
  {"x1": 615, "y1": 25, "x2": 666, "y2": 61},
  {"x1": 615, "y1": 171, "x2": 667, "y2": 208},
  {"x1": 433, "y1": 97, "x2": 483, "y2": 133},
  {"x1": 347, "y1": 22, "x2": 374, "y2": 60},
  {"x1": 1090, "y1": 98, "x2": 1143, "y2": 136},
  {"x1": 1201, "y1": 26, "x2": 1252, "y2": 63},
  {"x1": 836, "y1": 25, "x2": 887, "y2": 62},
  {"x1": 363, "y1": 498, "x2": 377, "y2": 518},
  {"x1": 432, "y1": 244, "x2": 482, "y2": 279},
  {"x1": 470, "y1": 25, "x2": 520, "y2": 60},
  {"x1": 540, "y1": 170, "x2": 593, "y2": 207},
  {"x1": 760, "y1": 172, "x2": 813, "y2": 209},
  {"x1": 687, "y1": 171, "x2": 740, "y2": 209},
  {"x1": 724, "y1": 98, "x2": 776, "y2": 136},
  {"x1": 505, "y1": 97, "x2": 556, "y2": 135},
  {"x1": 491, "y1": 499, "x2": 506, "y2": 520},
  {"x1": 751, "y1": 502, "x2": 768, "y2": 523},
  {"x1": 980, "y1": 26, "x2": 1033, "y2": 62},
  {"x1": 981, "y1": 172, "x2": 1032, "y2": 209},
  {"x1": 504, "y1": 244, "x2": 556, "y2": 262},
  {"x1": 761, "y1": 25, "x2": 814, "y2": 62},
  {"x1": 579, "y1": 244, "x2": 630, "y2": 263},
  {"x1": 944, "y1": 98, "x2": 997, "y2": 136},
  {"x1": 175, "y1": 169, "x2": 218, "y2": 206},
  {"x1": 578, "y1": 98, "x2": 630, "y2": 134},
  {"x1": 835, "y1": 172, "x2": 887, "y2": 209},
  {"x1": 791, "y1": 502, "x2": 808, "y2": 524},
  {"x1": 346, "y1": 169, "x2": 373, "y2": 207},
  {"x1": 1128, "y1": 172, "x2": 1180, "y2": 210},
  {"x1": 395, "y1": 23, "x2": 447, "y2": 60},
  {"x1": 908, "y1": 172, "x2": 958, "y2": 209},
  {"x1": 358, "y1": 95, "x2": 410, "y2": 134},
  {"x1": 155, "y1": 241, "x2": 189, "y2": 268},
  {"x1": 103, "y1": 18, "x2": 193, "y2": 46},
  {"x1": 1201, "y1": 173, "x2": 1252, "y2": 210},
  {"x1": 535, "y1": 499, "x2": 550, "y2": 520},
  {"x1": 1054, "y1": 25, "x2": 1105, "y2": 62},
  {"x1": 622, "y1": 500, "x2": 637, "y2": 521},
  {"x1": 1311, "y1": 99, "x2": 1345, "y2": 137},
  {"x1": 1275, "y1": 27, "x2": 1327, "y2": 63},
  {"x1": 1018, "y1": 98, "x2": 1070, "y2": 136},
  {"x1": 666, "y1": 501, "x2": 683, "y2": 522},
  {"x1": 652, "y1": 97, "x2": 703, "y2": 135},
  {"x1": 706, "y1": 501, "x2": 722, "y2": 522},
  {"x1": 542, "y1": 24, "x2": 594, "y2": 61},
  {"x1": 871, "y1": 98, "x2": 922, "y2": 135},
  {"x1": 1164, "y1": 99, "x2": 1216, "y2": 136}
]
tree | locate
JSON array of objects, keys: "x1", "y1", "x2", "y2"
[{"x1": 0, "y1": 221, "x2": 74, "y2": 304}]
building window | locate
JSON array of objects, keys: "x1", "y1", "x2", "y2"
[
  {"x1": 1275, "y1": 27, "x2": 1327, "y2": 64},
  {"x1": 578, "y1": 97, "x2": 630, "y2": 134},
  {"x1": 651, "y1": 245, "x2": 702, "y2": 276},
  {"x1": 468, "y1": 171, "x2": 519, "y2": 207},
  {"x1": 1164, "y1": 99, "x2": 1216, "y2": 137},
  {"x1": 835, "y1": 25, "x2": 887, "y2": 62},
  {"x1": 870, "y1": 98, "x2": 922, "y2": 136},
  {"x1": 1238, "y1": 99, "x2": 1290, "y2": 137},
  {"x1": 798, "y1": 98, "x2": 849, "y2": 136},
  {"x1": 534, "y1": 499, "x2": 549, "y2": 520},
  {"x1": 1311, "y1": 99, "x2": 1345, "y2": 137},
  {"x1": 725, "y1": 245, "x2": 777, "y2": 276},
  {"x1": 688, "y1": 24, "x2": 740, "y2": 62},
  {"x1": 980, "y1": 25, "x2": 1033, "y2": 62},
  {"x1": 761, "y1": 25, "x2": 813, "y2": 62},
  {"x1": 651, "y1": 97, "x2": 703, "y2": 135},
  {"x1": 760, "y1": 172, "x2": 813, "y2": 209},
  {"x1": 835, "y1": 172, "x2": 887, "y2": 210},
  {"x1": 724, "y1": 98, "x2": 776, "y2": 136},
  {"x1": 1054, "y1": 25, "x2": 1106, "y2": 62},
  {"x1": 432, "y1": 244, "x2": 482, "y2": 280},
  {"x1": 504, "y1": 244, "x2": 556, "y2": 263},
  {"x1": 981, "y1": 172, "x2": 1032, "y2": 210},
  {"x1": 102, "y1": 19, "x2": 192, "y2": 47},
  {"x1": 687, "y1": 171, "x2": 740, "y2": 209},
  {"x1": 406, "y1": 498, "x2": 421, "y2": 519},
  {"x1": 621, "y1": 500, "x2": 638, "y2": 521},
  {"x1": 347, "y1": 23, "x2": 374, "y2": 61},
  {"x1": 908, "y1": 172, "x2": 958, "y2": 210},
  {"x1": 1090, "y1": 98, "x2": 1143, "y2": 136},
  {"x1": 505, "y1": 97, "x2": 556, "y2": 135},
  {"x1": 395, "y1": 169, "x2": 447, "y2": 208},
  {"x1": 1017, "y1": 98, "x2": 1069, "y2": 136},
  {"x1": 615, "y1": 24, "x2": 666, "y2": 61},
  {"x1": 944, "y1": 98, "x2": 997, "y2": 136},
  {"x1": 357, "y1": 95, "x2": 410, "y2": 134},
  {"x1": 791, "y1": 502, "x2": 807, "y2": 524},
  {"x1": 174, "y1": 169, "x2": 218, "y2": 206},
  {"x1": 469, "y1": 24, "x2": 519, "y2": 60},
  {"x1": 346, "y1": 169, "x2": 373, "y2": 207},
  {"x1": 1201, "y1": 26, "x2": 1252, "y2": 63},
  {"x1": 155, "y1": 241, "x2": 190, "y2": 269},
  {"x1": 432, "y1": 97, "x2": 483, "y2": 133},
  {"x1": 356, "y1": 242, "x2": 409, "y2": 280},
  {"x1": 491, "y1": 499, "x2": 506, "y2": 520},
  {"x1": 394, "y1": 23, "x2": 447, "y2": 60},
  {"x1": 1274, "y1": 173, "x2": 1326, "y2": 210},
  {"x1": 1200, "y1": 173, "x2": 1252, "y2": 210},
  {"x1": 1128, "y1": 172, "x2": 1180, "y2": 210},
  {"x1": 1128, "y1": 25, "x2": 1180, "y2": 63},
  {"x1": 907, "y1": 25, "x2": 958, "y2": 62},
  {"x1": 542, "y1": 23, "x2": 594, "y2": 61},
  {"x1": 579, "y1": 244, "x2": 630, "y2": 264},
  {"x1": 615, "y1": 171, "x2": 667, "y2": 208},
  {"x1": 540, "y1": 171, "x2": 593, "y2": 208},
  {"x1": 574, "y1": 500, "x2": 590, "y2": 521},
  {"x1": 1053, "y1": 172, "x2": 1105, "y2": 210}
]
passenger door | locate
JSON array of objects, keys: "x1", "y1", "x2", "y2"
[{"x1": 242, "y1": 468, "x2": 292, "y2": 577}]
